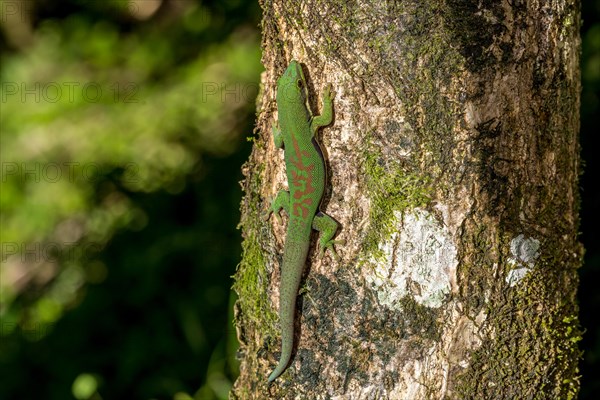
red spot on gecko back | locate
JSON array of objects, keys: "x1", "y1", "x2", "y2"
[{"x1": 290, "y1": 133, "x2": 316, "y2": 218}]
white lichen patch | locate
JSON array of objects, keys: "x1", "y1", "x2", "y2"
[
  {"x1": 506, "y1": 234, "x2": 540, "y2": 287},
  {"x1": 365, "y1": 209, "x2": 457, "y2": 309}
]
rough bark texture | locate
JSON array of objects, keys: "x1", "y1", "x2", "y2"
[{"x1": 232, "y1": 0, "x2": 582, "y2": 399}]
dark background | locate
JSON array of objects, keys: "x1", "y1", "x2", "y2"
[
  {"x1": 578, "y1": 0, "x2": 600, "y2": 397},
  {"x1": 0, "y1": 1, "x2": 598, "y2": 399}
]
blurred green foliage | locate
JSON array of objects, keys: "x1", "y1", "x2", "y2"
[{"x1": 0, "y1": 0, "x2": 261, "y2": 399}]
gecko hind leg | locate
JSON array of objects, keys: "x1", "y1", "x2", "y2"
[
  {"x1": 263, "y1": 190, "x2": 290, "y2": 223},
  {"x1": 312, "y1": 211, "x2": 344, "y2": 260}
]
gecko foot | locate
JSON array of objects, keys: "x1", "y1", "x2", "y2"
[
  {"x1": 318, "y1": 239, "x2": 345, "y2": 261},
  {"x1": 322, "y1": 84, "x2": 335, "y2": 101},
  {"x1": 262, "y1": 208, "x2": 282, "y2": 223}
]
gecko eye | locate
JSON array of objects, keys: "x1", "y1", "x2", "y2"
[{"x1": 296, "y1": 80, "x2": 303, "y2": 88}]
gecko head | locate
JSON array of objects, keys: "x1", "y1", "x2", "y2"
[{"x1": 276, "y1": 60, "x2": 308, "y2": 106}]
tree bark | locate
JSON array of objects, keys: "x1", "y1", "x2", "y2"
[{"x1": 232, "y1": 1, "x2": 583, "y2": 398}]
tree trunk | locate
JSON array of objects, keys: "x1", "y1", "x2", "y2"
[{"x1": 232, "y1": 1, "x2": 583, "y2": 398}]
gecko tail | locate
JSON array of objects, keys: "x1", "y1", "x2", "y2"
[
  {"x1": 268, "y1": 332, "x2": 294, "y2": 382},
  {"x1": 267, "y1": 353, "x2": 291, "y2": 383},
  {"x1": 267, "y1": 300, "x2": 294, "y2": 383},
  {"x1": 268, "y1": 239, "x2": 309, "y2": 383}
]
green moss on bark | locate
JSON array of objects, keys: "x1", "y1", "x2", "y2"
[
  {"x1": 454, "y1": 231, "x2": 582, "y2": 399},
  {"x1": 360, "y1": 139, "x2": 432, "y2": 263},
  {"x1": 232, "y1": 162, "x2": 278, "y2": 341}
]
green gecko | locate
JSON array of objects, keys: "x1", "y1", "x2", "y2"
[{"x1": 264, "y1": 60, "x2": 343, "y2": 383}]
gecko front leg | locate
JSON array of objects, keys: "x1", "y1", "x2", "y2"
[{"x1": 310, "y1": 84, "x2": 334, "y2": 134}]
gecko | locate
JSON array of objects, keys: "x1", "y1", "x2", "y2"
[{"x1": 264, "y1": 60, "x2": 343, "y2": 383}]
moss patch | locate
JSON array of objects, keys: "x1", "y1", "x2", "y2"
[
  {"x1": 232, "y1": 162, "x2": 278, "y2": 341},
  {"x1": 454, "y1": 232, "x2": 582, "y2": 399},
  {"x1": 360, "y1": 139, "x2": 432, "y2": 263}
]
